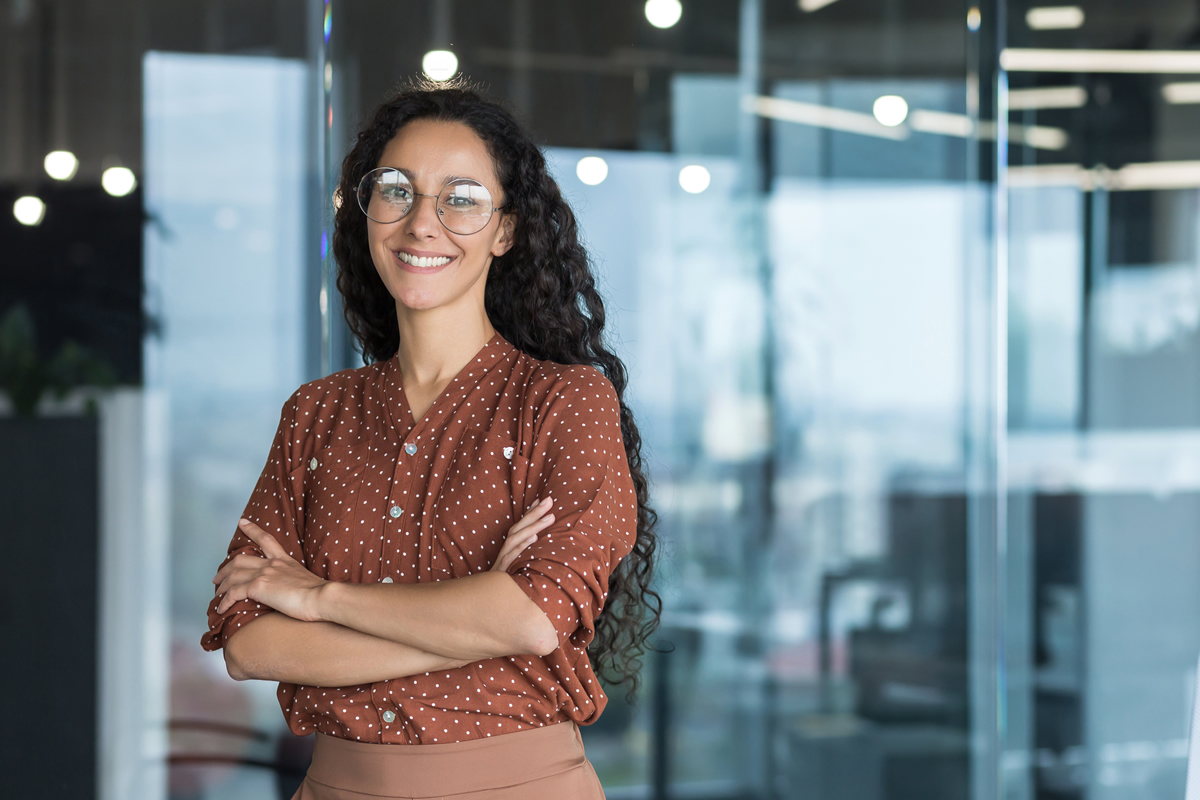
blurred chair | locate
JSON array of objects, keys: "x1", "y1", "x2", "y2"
[{"x1": 168, "y1": 719, "x2": 313, "y2": 800}]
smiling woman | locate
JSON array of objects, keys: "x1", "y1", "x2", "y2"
[{"x1": 200, "y1": 78, "x2": 660, "y2": 800}]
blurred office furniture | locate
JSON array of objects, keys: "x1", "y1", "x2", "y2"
[
  {"x1": 1031, "y1": 494, "x2": 1083, "y2": 799},
  {"x1": 795, "y1": 490, "x2": 970, "y2": 800},
  {"x1": 166, "y1": 720, "x2": 313, "y2": 800}
]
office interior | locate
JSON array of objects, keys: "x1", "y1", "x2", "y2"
[{"x1": 3, "y1": 0, "x2": 1200, "y2": 798}]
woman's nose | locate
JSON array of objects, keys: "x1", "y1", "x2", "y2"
[{"x1": 406, "y1": 194, "x2": 442, "y2": 237}]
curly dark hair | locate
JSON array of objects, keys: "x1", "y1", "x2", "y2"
[{"x1": 332, "y1": 77, "x2": 661, "y2": 696}]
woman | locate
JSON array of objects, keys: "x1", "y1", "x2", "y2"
[{"x1": 201, "y1": 78, "x2": 660, "y2": 799}]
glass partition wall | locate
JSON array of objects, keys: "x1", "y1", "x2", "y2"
[
  {"x1": 1004, "y1": 3, "x2": 1200, "y2": 800},
  {"x1": 330, "y1": 2, "x2": 998, "y2": 798},
  {"x1": 8, "y1": 1, "x2": 1200, "y2": 799}
]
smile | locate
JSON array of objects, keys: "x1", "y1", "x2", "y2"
[{"x1": 396, "y1": 251, "x2": 454, "y2": 268}]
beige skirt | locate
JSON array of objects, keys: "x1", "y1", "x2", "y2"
[{"x1": 291, "y1": 721, "x2": 606, "y2": 799}]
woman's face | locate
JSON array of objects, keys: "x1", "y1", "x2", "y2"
[{"x1": 366, "y1": 119, "x2": 514, "y2": 314}]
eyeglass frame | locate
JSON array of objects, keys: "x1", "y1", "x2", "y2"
[{"x1": 355, "y1": 167, "x2": 508, "y2": 235}]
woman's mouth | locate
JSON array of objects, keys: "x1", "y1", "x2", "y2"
[{"x1": 394, "y1": 251, "x2": 455, "y2": 271}]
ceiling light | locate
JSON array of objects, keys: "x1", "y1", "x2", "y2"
[
  {"x1": 575, "y1": 156, "x2": 609, "y2": 186},
  {"x1": 967, "y1": 7, "x2": 981, "y2": 31},
  {"x1": 1014, "y1": 124, "x2": 1069, "y2": 150},
  {"x1": 44, "y1": 150, "x2": 78, "y2": 181},
  {"x1": 799, "y1": 0, "x2": 841, "y2": 11},
  {"x1": 746, "y1": 95, "x2": 909, "y2": 140},
  {"x1": 908, "y1": 109, "x2": 973, "y2": 137},
  {"x1": 422, "y1": 50, "x2": 458, "y2": 81},
  {"x1": 1163, "y1": 82, "x2": 1200, "y2": 104},
  {"x1": 644, "y1": 0, "x2": 682, "y2": 29},
  {"x1": 1008, "y1": 86, "x2": 1088, "y2": 110},
  {"x1": 1026, "y1": 6, "x2": 1084, "y2": 30},
  {"x1": 101, "y1": 166, "x2": 137, "y2": 197},
  {"x1": 872, "y1": 95, "x2": 909, "y2": 127},
  {"x1": 13, "y1": 196, "x2": 46, "y2": 226},
  {"x1": 1008, "y1": 160, "x2": 1200, "y2": 191},
  {"x1": 678, "y1": 165, "x2": 711, "y2": 194},
  {"x1": 1001, "y1": 49, "x2": 1200, "y2": 74}
]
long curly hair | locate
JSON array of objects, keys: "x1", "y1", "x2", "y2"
[{"x1": 332, "y1": 77, "x2": 661, "y2": 696}]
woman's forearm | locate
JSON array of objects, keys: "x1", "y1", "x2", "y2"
[
  {"x1": 316, "y1": 571, "x2": 558, "y2": 662},
  {"x1": 223, "y1": 611, "x2": 470, "y2": 686}
]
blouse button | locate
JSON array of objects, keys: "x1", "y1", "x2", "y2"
[
  {"x1": 381, "y1": 577, "x2": 393, "y2": 584},
  {"x1": 404, "y1": 443, "x2": 417, "y2": 455},
  {"x1": 309, "y1": 457, "x2": 318, "y2": 470},
  {"x1": 382, "y1": 710, "x2": 396, "y2": 723},
  {"x1": 389, "y1": 505, "x2": 402, "y2": 518}
]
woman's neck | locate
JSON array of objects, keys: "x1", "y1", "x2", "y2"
[{"x1": 393, "y1": 304, "x2": 495, "y2": 394}]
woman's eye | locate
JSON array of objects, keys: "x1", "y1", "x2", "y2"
[
  {"x1": 381, "y1": 186, "x2": 411, "y2": 201},
  {"x1": 446, "y1": 196, "x2": 479, "y2": 209}
]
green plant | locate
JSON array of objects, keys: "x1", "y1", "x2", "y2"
[{"x1": 0, "y1": 304, "x2": 117, "y2": 417}]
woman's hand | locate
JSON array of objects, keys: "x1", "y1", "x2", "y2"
[
  {"x1": 491, "y1": 497, "x2": 554, "y2": 573},
  {"x1": 212, "y1": 519, "x2": 327, "y2": 621}
]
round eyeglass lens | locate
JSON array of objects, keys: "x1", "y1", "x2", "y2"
[
  {"x1": 437, "y1": 179, "x2": 494, "y2": 235},
  {"x1": 357, "y1": 168, "x2": 412, "y2": 224}
]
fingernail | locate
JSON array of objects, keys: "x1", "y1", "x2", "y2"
[
  {"x1": 542, "y1": 497, "x2": 552, "y2": 505},
  {"x1": 239, "y1": 518, "x2": 249, "y2": 526}
]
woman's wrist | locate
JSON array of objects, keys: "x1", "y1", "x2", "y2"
[{"x1": 311, "y1": 578, "x2": 346, "y2": 624}]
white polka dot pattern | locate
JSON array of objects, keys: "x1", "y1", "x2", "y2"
[{"x1": 199, "y1": 332, "x2": 638, "y2": 745}]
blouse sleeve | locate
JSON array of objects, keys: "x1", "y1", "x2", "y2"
[
  {"x1": 506, "y1": 366, "x2": 639, "y2": 652},
  {"x1": 200, "y1": 391, "x2": 308, "y2": 652}
]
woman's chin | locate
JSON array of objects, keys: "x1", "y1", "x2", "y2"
[{"x1": 389, "y1": 285, "x2": 451, "y2": 312}]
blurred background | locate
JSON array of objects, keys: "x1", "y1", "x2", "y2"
[{"x1": 3, "y1": 1, "x2": 1200, "y2": 799}]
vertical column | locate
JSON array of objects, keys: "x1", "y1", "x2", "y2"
[{"x1": 967, "y1": 2, "x2": 1008, "y2": 799}]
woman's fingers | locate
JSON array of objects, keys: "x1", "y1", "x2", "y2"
[
  {"x1": 493, "y1": 534, "x2": 536, "y2": 573},
  {"x1": 508, "y1": 497, "x2": 553, "y2": 537},
  {"x1": 491, "y1": 498, "x2": 554, "y2": 573},
  {"x1": 238, "y1": 518, "x2": 291, "y2": 559},
  {"x1": 211, "y1": 552, "x2": 265, "y2": 585}
]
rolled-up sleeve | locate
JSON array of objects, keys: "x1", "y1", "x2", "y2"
[
  {"x1": 506, "y1": 367, "x2": 638, "y2": 651},
  {"x1": 200, "y1": 392, "x2": 307, "y2": 652}
]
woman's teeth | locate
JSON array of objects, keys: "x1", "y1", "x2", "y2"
[{"x1": 397, "y1": 252, "x2": 453, "y2": 268}]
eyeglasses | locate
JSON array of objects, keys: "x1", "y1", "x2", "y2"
[{"x1": 355, "y1": 167, "x2": 504, "y2": 235}]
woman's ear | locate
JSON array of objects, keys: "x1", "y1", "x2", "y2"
[{"x1": 491, "y1": 213, "x2": 516, "y2": 258}]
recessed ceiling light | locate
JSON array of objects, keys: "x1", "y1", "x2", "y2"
[
  {"x1": 678, "y1": 165, "x2": 711, "y2": 194},
  {"x1": 13, "y1": 196, "x2": 46, "y2": 226},
  {"x1": 102, "y1": 166, "x2": 137, "y2": 197},
  {"x1": 872, "y1": 95, "x2": 909, "y2": 127},
  {"x1": 575, "y1": 156, "x2": 609, "y2": 186},
  {"x1": 644, "y1": 0, "x2": 682, "y2": 29},
  {"x1": 44, "y1": 150, "x2": 79, "y2": 181},
  {"x1": 422, "y1": 50, "x2": 458, "y2": 81}
]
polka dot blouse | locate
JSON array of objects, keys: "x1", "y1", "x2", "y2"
[{"x1": 200, "y1": 332, "x2": 638, "y2": 744}]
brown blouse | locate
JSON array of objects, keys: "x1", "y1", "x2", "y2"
[{"x1": 200, "y1": 332, "x2": 638, "y2": 744}]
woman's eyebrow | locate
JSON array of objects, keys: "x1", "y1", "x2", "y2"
[{"x1": 384, "y1": 167, "x2": 477, "y2": 187}]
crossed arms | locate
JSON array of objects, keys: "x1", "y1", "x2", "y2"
[{"x1": 214, "y1": 499, "x2": 559, "y2": 687}]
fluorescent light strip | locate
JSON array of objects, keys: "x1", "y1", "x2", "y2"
[
  {"x1": 799, "y1": 0, "x2": 842, "y2": 11},
  {"x1": 1001, "y1": 48, "x2": 1200, "y2": 74},
  {"x1": 907, "y1": 113, "x2": 1068, "y2": 150},
  {"x1": 908, "y1": 109, "x2": 974, "y2": 137},
  {"x1": 745, "y1": 95, "x2": 909, "y2": 140},
  {"x1": 1163, "y1": 82, "x2": 1200, "y2": 104},
  {"x1": 749, "y1": 96, "x2": 1068, "y2": 150},
  {"x1": 1008, "y1": 161, "x2": 1200, "y2": 191},
  {"x1": 1025, "y1": 6, "x2": 1085, "y2": 30},
  {"x1": 1008, "y1": 86, "x2": 1088, "y2": 110}
]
